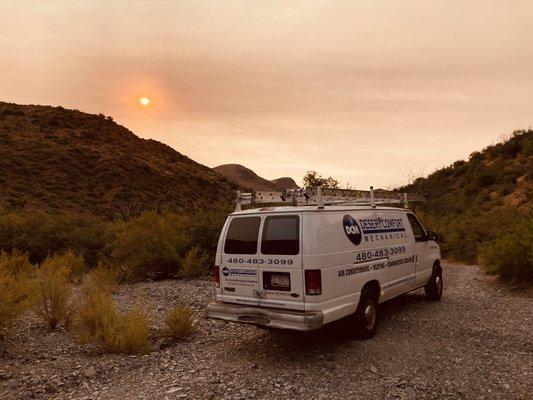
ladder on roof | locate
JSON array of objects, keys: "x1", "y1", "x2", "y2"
[{"x1": 234, "y1": 186, "x2": 425, "y2": 211}]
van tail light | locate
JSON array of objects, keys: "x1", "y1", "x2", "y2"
[
  {"x1": 213, "y1": 265, "x2": 220, "y2": 288},
  {"x1": 305, "y1": 269, "x2": 322, "y2": 295}
]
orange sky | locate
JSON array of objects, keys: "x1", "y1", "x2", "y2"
[{"x1": 1, "y1": 1, "x2": 532, "y2": 188}]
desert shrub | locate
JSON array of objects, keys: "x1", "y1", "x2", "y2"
[
  {"x1": 417, "y1": 207, "x2": 526, "y2": 263},
  {"x1": 0, "y1": 271, "x2": 29, "y2": 328},
  {"x1": 185, "y1": 210, "x2": 228, "y2": 257},
  {"x1": 85, "y1": 262, "x2": 118, "y2": 291},
  {"x1": 75, "y1": 280, "x2": 150, "y2": 353},
  {"x1": 0, "y1": 249, "x2": 33, "y2": 279},
  {"x1": 0, "y1": 252, "x2": 33, "y2": 328},
  {"x1": 165, "y1": 305, "x2": 196, "y2": 340},
  {"x1": 50, "y1": 250, "x2": 86, "y2": 283},
  {"x1": 478, "y1": 215, "x2": 533, "y2": 282},
  {"x1": 475, "y1": 171, "x2": 497, "y2": 187},
  {"x1": 0, "y1": 210, "x2": 111, "y2": 266},
  {"x1": 75, "y1": 283, "x2": 116, "y2": 344},
  {"x1": 33, "y1": 255, "x2": 73, "y2": 329},
  {"x1": 179, "y1": 246, "x2": 210, "y2": 279},
  {"x1": 110, "y1": 211, "x2": 189, "y2": 280},
  {"x1": 102, "y1": 305, "x2": 151, "y2": 354}
]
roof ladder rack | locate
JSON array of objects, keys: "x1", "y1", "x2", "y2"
[{"x1": 233, "y1": 186, "x2": 424, "y2": 211}]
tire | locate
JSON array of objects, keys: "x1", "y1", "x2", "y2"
[
  {"x1": 424, "y1": 268, "x2": 443, "y2": 301},
  {"x1": 350, "y1": 287, "x2": 379, "y2": 339}
]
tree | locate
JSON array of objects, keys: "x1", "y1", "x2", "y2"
[{"x1": 302, "y1": 171, "x2": 339, "y2": 188}]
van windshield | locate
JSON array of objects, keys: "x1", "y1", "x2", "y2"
[
  {"x1": 261, "y1": 215, "x2": 299, "y2": 255},
  {"x1": 224, "y1": 217, "x2": 261, "y2": 254}
]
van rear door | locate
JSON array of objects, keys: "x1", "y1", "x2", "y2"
[
  {"x1": 219, "y1": 216, "x2": 261, "y2": 306},
  {"x1": 257, "y1": 214, "x2": 304, "y2": 311}
]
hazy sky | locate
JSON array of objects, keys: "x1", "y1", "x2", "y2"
[{"x1": 2, "y1": 1, "x2": 532, "y2": 188}]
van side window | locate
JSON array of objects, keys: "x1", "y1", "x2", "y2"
[
  {"x1": 224, "y1": 217, "x2": 261, "y2": 254},
  {"x1": 407, "y1": 214, "x2": 427, "y2": 242},
  {"x1": 261, "y1": 216, "x2": 299, "y2": 255}
]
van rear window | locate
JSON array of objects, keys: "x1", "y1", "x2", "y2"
[
  {"x1": 224, "y1": 217, "x2": 261, "y2": 254},
  {"x1": 261, "y1": 216, "x2": 299, "y2": 255}
]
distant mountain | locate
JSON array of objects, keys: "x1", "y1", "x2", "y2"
[
  {"x1": 270, "y1": 177, "x2": 298, "y2": 190},
  {"x1": 213, "y1": 164, "x2": 298, "y2": 192},
  {"x1": 0, "y1": 102, "x2": 237, "y2": 217}
]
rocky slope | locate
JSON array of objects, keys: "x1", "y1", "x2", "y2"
[{"x1": 0, "y1": 102, "x2": 237, "y2": 216}]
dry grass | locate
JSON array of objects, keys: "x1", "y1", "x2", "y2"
[
  {"x1": 165, "y1": 305, "x2": 196, "y2": 340},
  {"x1": 52, "y1": 250, "x2": 86, "y2": 283},
  {"x1": 0, "y1": 267, "x2": 32, "y2": 328},
  {"x1": 32, "y1": 255, "x2": 73, "y2": 329},
  {"x1": 103, "y1": 305, "x2": 151, "y2": 354},
  {"x1": 85, "y1": 262, "x2": 118, "y2": 291},
  {"x1": 75, "y1": 279, "x2": 151, "y2": 354},
  {"x1": 75, "y1": 283, "x2": 116, "y2": 344},
  {"x1": 0, "y1": 250, "x2": 33, "y2": 279}
]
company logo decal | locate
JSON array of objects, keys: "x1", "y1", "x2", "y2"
[
  {"x1": 343, "y1": 215, "x2": 362, "y2": 245},
  {"x1": 222, "y1": 267, "x2": 230, "y2": 276},
  {"x1": 359, "y1": 217, "x2": 405, "y2": 234},
  {"x1": 343, "y1": 216, "x2": 408, "y2": 245}
]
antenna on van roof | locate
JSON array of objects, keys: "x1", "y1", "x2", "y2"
[
  {"x1": 316, "y1": 186, "x2": 324, "y2": 209},
  {"x1": 233, "y1": 186, "x2": 424, "y2": 211}
]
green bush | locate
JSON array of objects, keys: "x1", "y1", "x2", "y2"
[
  {"x1": 110, "y1": 211, "x2": 190, "y2": 280},
  {"x1": 0, "y1": 208, "x2": 226, "y2": 283},
  {"x1": 0, "y1": 210, "x2": 110, "y2": 266},
  {"x1": 33, "y1": 255, "x2": 73, "y2": 329},
  {"x1": 417, "y1": 207, "x2": 525, "y2": 263},
  {"x1": 478, "y1": 215, "x2": 533, "y2": 282},
  {"x1": 184, "y1": 210, "x2": 228, "y2": 257},
  {"x1": 179, "y1": 246, "x2": 210, "y2": 279}
]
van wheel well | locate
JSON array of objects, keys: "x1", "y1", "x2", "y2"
[
  {"x1": 433, "y1": 260, "x2": 442, "y2": 275},
  {"x1": 362, "y1": 280, "x2": 380, "y2": 299}
]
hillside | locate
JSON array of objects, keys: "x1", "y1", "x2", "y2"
[
  {"x1": 403, "y1": 130, "x2": 532, "y2": 214},
  {"x1": 213, "y1": 164, "x2": 297, "y2": 191},
  {"x1": 401, "y1": 130, "x2": 532, "y2": 271},
  {"x1": 0, "y1": 102, "x2": 237, "y2": 217}
]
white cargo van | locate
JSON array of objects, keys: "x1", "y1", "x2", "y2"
[{"x1": 207, "y1": 188, "x2": 442, "y2": 338}]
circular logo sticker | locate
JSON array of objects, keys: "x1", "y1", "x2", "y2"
[
  {"x1": 222, "y1": 266, "x2": 230, "y2": 276},
  {"x1": 343, "y1": 215, "x2": 362, "y2": 245}
]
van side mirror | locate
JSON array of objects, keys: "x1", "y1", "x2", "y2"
[{"x1": 426, "y1": 230, "x2": 441, "y2": 242}]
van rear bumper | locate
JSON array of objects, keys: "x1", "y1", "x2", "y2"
[{"x1": 206, "y1": 301, "x2": 324, "y2": 331}]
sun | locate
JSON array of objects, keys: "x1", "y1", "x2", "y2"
[{"x1": 139, "y1": 96, "x2": 151, "y2": 106}]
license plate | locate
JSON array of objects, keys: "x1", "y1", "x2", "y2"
[{"x1": 270, "y1": 274, "x2": 290, "y2": 288}]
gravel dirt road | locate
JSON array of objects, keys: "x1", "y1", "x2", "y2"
[{"x1": 1, "y1": 262, "x2": 531, "y2": 400}]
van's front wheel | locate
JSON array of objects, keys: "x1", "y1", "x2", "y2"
[
  {"x1": 350, "y1": 288, "x2": 379, "y2": 339},
  {"x1": 425, "y1": 268, "x2": 443, "y2": 301}
]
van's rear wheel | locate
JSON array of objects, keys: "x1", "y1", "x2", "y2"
[
  {"x1": 425, "y1": 268, "x2": 443, "y2": 301},
  {"x1": 351, "y1": 288, "x2": 379, "y2": 339}
]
